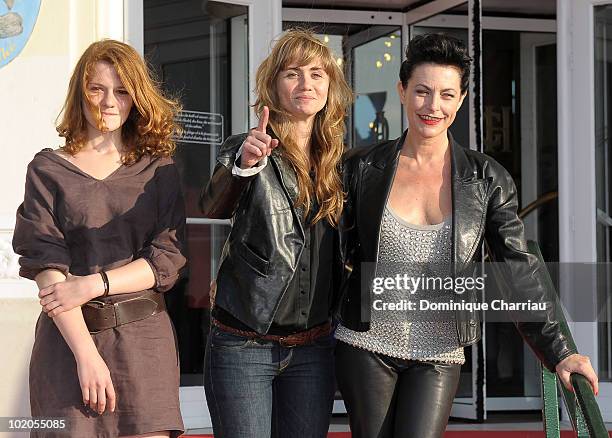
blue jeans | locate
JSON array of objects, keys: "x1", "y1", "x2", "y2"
[{"x1": 204, "y1": 325, "x2": 336, "y2": 438}]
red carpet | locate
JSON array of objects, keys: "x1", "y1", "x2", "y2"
[{"x1": 187, "y1": 432, "x2": 612, "y2": 437}]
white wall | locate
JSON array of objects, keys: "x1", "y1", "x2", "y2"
[
  {"x1": 0, "y1": 0, "x2": 98, "y2": 417},
  {"x1": 1, "y1": 0, "x2": 97, "y2": 238}
]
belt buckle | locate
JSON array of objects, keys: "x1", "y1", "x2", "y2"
[
  {"x1": 83, "y1": 300, "x2": 117, "y2": 334},
  {"x1": 278, "y1": 336, "x2": 298, "y2": 348},
  {"x1": 85, "y1": 299, "x2": 109, "y2": 309}
]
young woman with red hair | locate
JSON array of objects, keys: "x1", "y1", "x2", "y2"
[{"x1": 13, "y1": 39, "x2": 186, "y2": 438}]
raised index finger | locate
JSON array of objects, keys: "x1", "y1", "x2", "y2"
[{"x1": 257, "y1": 106, "x2": 269, "y2": 132}]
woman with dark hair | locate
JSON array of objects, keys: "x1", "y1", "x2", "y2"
[
  {"x1": 200, "y1": 29, "x2": 352, "y2": 438},
  {"x1": 13, "y1": 40, "x2": 185, "y2": 437},
  {"x1": 334, "y1": 33, "x2": 598, "y2": 438}
]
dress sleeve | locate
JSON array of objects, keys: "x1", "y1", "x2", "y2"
[
  {"x1": 12, "y1": 159, "x2": 71, "y2": 280},
  {"x1": 139, "y1": 160, "x2": 187, "y2": 292}
]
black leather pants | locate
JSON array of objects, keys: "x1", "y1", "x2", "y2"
[{"x1": 335, "y1": 341, "x2": 461, "y2": 438}]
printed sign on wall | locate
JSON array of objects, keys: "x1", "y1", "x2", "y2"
[
  {"x1": 174, "y1": 110, "x2": 224, "y2": 145},
  {"x1": 0, "y1": 0, "x2": 41, "y2": 69}
]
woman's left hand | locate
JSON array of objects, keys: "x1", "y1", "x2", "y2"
[
  {"x1": 39, "y1": 274, "x2": 104, "y2": 317},
  {"x1": 555, "y1": 353, "x2": 599, "y2": 396}
]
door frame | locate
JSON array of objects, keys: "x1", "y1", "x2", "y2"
[
  {"x1": 519, "y1": 31, "x2": 558, "y2": 404},
  {"x1": 127, "y1": 0, "x2": 282, "y2": 130},
  {"x1": 520, "y1": 32, "x2": 557, "y2": 244}
]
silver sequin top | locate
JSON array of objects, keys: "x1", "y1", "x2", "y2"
[{"x1": 335, "y1": 205, "x2": 465, "y2": 364}]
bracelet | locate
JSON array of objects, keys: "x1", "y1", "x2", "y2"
[{"x1": 99, "y1": 271, "x2": 110, "y2": 297}]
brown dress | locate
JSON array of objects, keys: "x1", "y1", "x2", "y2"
[{"x1": 12, "y1": 149, "x2": 186, "y2": 438}]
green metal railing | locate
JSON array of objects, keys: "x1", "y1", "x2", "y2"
[{"x1": 527, "y1": 241, "x2": 608, "y2": 438}]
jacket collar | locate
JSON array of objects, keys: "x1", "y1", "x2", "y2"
[
  {"x1": 270, "y1": 147, "x2": 298, "y2": 202},
  {"x1": 367, "y1": 129, "x2": 477, "y2": 182},
  {"x1": 356, "y1": 129, "x2": 486, "y2": 269},
  {"x1": 367, "y1": 129, "x2": 406, "y2": 169},
  {"x1": 450, "y1": 131, "x2": 480, "y2": 182},
  {"x1": 354, "y1": 132, "x2": 405, "y2": 267},
  {"x1": 268, "y1": 140, "x2": 306, "y2": 238},
  {"x1": 448, "y1": 132, "x2": 487, "y2": 272},
  {"x1": 267, "y1": 128, "x2": 299, "y2": 209}
]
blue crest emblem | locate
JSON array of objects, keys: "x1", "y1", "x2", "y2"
[{"x1": 0, "y1": 0, "x2": 42, "y2": 68}]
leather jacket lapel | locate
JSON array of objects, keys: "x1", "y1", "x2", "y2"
[
  {"x1": 451, "y1": 135, "x2": 487, "y2": 273},
  {"x1": 269, "y1": 149, "x2": 305, "y2": 238},
  {"x1": 355, "y1": 130, "x2": 487, "y2": 270},
  {"x1": 357, "y1": 133, "x2": 405, "y2": 262}
]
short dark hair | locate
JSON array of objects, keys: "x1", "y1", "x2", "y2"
[{"x1": 399, "y1": 33, "x2": 472, "y2": 94}]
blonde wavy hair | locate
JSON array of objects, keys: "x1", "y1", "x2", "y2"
[
  {"x1": 255, "y1": 29, "x2": 353, "y2": 226},
  {"x1": 56, "y1": 39, "x2": 181, "y2": 164}
]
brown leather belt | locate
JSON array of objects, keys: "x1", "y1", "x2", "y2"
[
  {"x1": 212, "y1": 318, "x2": 332, "y2": 347},
  {"x1": 82, "y1": 290, "x2": 166, "y2": 333}
]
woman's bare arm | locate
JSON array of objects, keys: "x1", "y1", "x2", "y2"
[
  {"x1": 37, "y1": 259, "x2": 158, "y2": 316},
  {"x1": 34, "y1": 269, "x2": 116, "y2": 414}
]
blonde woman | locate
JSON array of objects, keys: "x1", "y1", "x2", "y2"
[
  {"x1": 200, "y1": 29, "x2": 352, "y2": 438},
  {"x1": 13, "y1": 40, "x2": 185, "y2": 437}
]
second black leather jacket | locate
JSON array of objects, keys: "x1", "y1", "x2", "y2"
[
  {"x1": 200, "y1": 133, "x2": 342, "y2": 334},
  {"x1": 337, "y1": 130, "x2": 577, "y2": 372}
]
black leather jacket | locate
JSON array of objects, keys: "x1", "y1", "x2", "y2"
[
  {"x1": 200, "y1": 133, "x2": 342, "y2": 334},
  {"x1": 338, "y1": 130, "x2": 577, "y2": 371}
]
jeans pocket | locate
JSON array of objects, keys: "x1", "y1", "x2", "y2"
[{"x1": 210, "y1": 326, "x2": 250, "y2": 349}]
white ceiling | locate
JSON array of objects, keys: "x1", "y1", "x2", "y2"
[{"x1": 282, "y1": 0, "x2": 556, "y2": 16}]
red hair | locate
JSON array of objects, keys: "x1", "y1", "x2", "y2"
[{"x1": 56, "y1": 39, "x2": 181, "y2": 164}]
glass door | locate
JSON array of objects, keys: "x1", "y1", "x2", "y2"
[
  {"x1": 345, "y1": 26, "x2": 404, "y2": 146},
  {"x1": 142, "y1": 0, "x2": 256, "y2": 429},
  {"x1": 594, "y1": 2, "x2": 612, "y2": 421}
]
